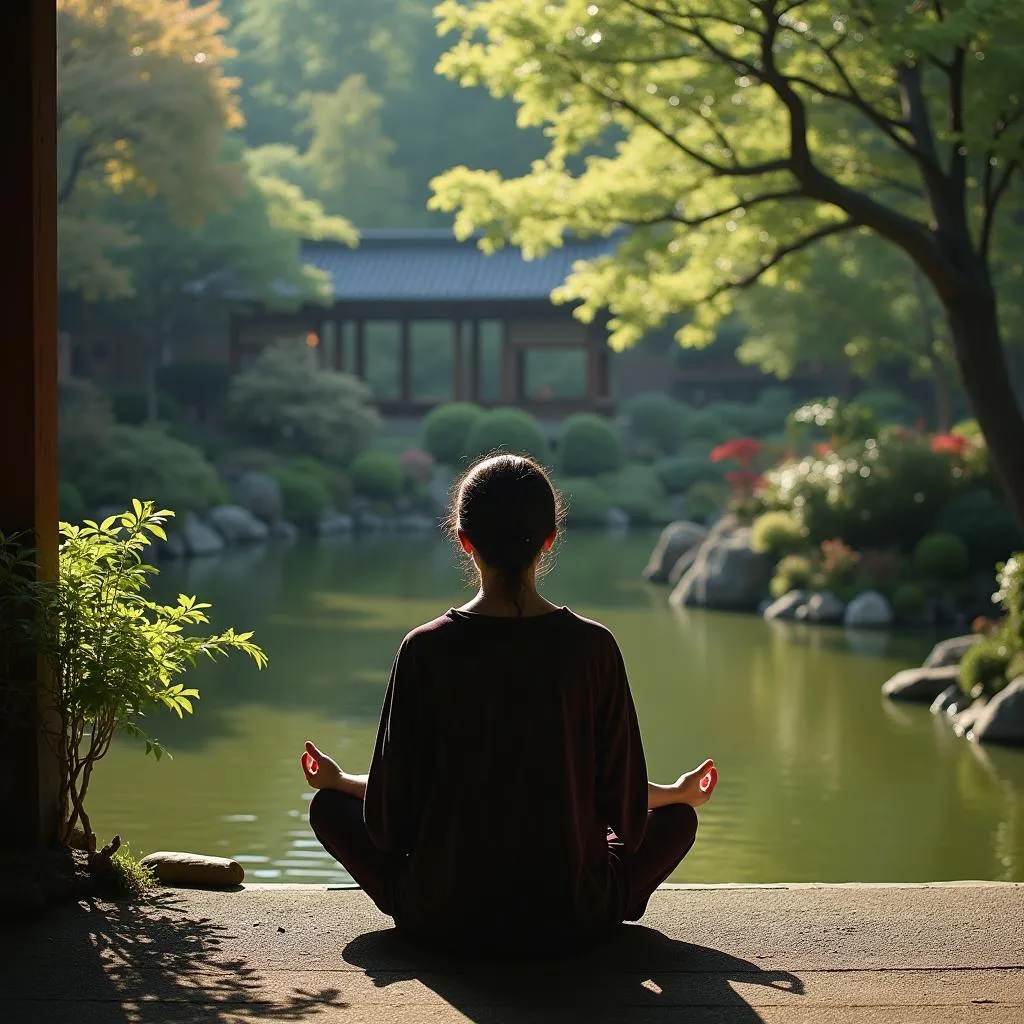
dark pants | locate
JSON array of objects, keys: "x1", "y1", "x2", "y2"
[{"x1": 309, "y1": 790, "x2": 698, "y2": 927}]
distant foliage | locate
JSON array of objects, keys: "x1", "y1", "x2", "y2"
[
  {"x1": 599, "y1": 464, "x2": 667, "y2": 525},
  {"x1": 750, "y1": 512, "x2": 805, "y2": 557},
  {"x1": 351, "y1": 450, "x2": 405, "y2": 503},
  {"x1": 157, "y1": 361, "x2": 231, "y2": 420},
  {"x1": 422, "y1": 402, "x2": 486, "y2": 465},
  {"x1": 560, "y1": 477, "x2": 612, "y2": 527},
  {"x1": 818, "y1": 539, "x2": 860, "y2": 592},
  {"x1": 891, "y1": 581, "x2": 927, "y2": 620},
  {"x1": 854, "y1": 389, "x2": 920, "y2": 426},
  {"x1": 268, "y1": 462, "x2": 332, "y2": 529},
  {"x1": 400, "y1": 447, "x2": 436, "y2": 486},
  {"x1": 59, "y1": 482, "x2": 88, "y2": 524},
  {"x1": 227, "y1": 341, "x2": 380, "y2": 465},
  {"x1": 560, "y1": 413, "x2": 624, "y2": 477},
  {"x1": 654, "y1": 454, "x2": 723, "y2": 495},
  {"x1": 959, "y1": 554, "x2": 1024, "y2": 696},
  {"x1": 621, "y1": 393, "x2": 689, "y2": 456},
  {"x1": 463, "y1": 408, "x2": 551, "y2": 464},
  {"x1": 935, "y1": 489, "x2": 1022, "y2": 568},
  {"x1": 770, "y1": 554, "x2": 814, "y2": 599},
  {"x1": 788, "y1": 398, "x2": 879, "y2": 449},
  {"x1": 913, "y1": 533, "x2": 971, "y2": 583}
]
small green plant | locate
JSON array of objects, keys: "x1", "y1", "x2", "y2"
[
  {"x1": 106, "y1": 843, "x2": 158, "y2": 900},
  {"x1": 560, "y1": 413, "x2": 624, "y2": 477},
  {"x1": 268, "y1": 464, "x2": 332, "y2": 529},
  {"x1": 653, "y1": 454, "x2": 722, "y2": 495},
  {"x1": 599, "y1": 464, "x2": 668, "y2": 525},
  {"x1": 0, "y1": 501, "x2": 267, "y2": 855},
  {"x1": 350, "y1": 450, "x2": 404, "y2": 503},
  {"x1": 913, "y1": 532, "x2": 971, "y2": 583},
  {"x1": 751, "y1": 511, "x2": 806, "y2": 557},
  {"x1": 891, "y1": 581, "x2": 927, "y2": 620},
  {"x1": 770, "y1": 554, "x2": 814, "y2": 599},
  {"x1": 959, "y1": 637, "x2": 1013, "y2": 698},
  {"x1": 422, "y1": 402, "x2": 486, "y2": 465}
]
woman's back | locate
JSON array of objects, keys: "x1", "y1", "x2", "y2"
[{"x1": 363, "y1": 607, "x2": 648, "y2": 942}]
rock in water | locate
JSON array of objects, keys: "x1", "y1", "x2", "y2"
[
  {"x1": 141, "y1": 852, "x2": 244, "y2": 887},
  {"x1": 207, "y1": 504, "x2": 270, "y2": 545},
  {"x1": 667, "y1": 544, "x2": 701, "y2": 588},
  {"x1": 806, "y1": 590, "x2": 845, "y2": 625},
  {"x1": 970, "y1": 678, "x2": 1024, "y2": 746},
  {"x1": 606, "y1": 507, "x2": 631, "y2": 531},
  {"x1": 670, "y1": 527, "x2": 772, "y2": 611},
  {"x1": 923, "y1": 634, "x2": 982, "y2": 669},
  {"x1": 763, "y1": 590, "x2": 809, "y2": 622},
  {"x1": 844, "y1": 590, "x2": 893, "y2": 630},
  {"x1": 319, "y1": 511, "x2": 355, "y2": 536},
  {"x1": 231, "y1": 471, "x2": 283, "y2": 524},
  {"x1": 643, "y1": 521, "x2": 708, "y2": 584},
  {"x1": 180, "y1": 512, "x2": 225, "y2": 557},
  {"x1": 930, "y1": 684, "x2": 962, "y2": 715},
  {"x1": 882, "y1": 665, "x2": 962, "y2": 702}
]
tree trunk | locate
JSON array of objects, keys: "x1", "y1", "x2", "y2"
[
  {"x1": 929, "y1": 361, "x2": 952, "y2": 433},
  {"x1": 946, "y1": 293, "x2": 1024, "y2": 529}
]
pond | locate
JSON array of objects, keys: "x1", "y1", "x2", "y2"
[{"x1": 90, "y1": 531, "x2": 1024, "y2": 885}]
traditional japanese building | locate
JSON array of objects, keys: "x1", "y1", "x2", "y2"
[{"x1": 230, "y1": 230, "x2": 619, "y2": 417}]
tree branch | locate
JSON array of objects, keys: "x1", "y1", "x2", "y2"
[
  {"x1": 58, "y1": 137, "x2": 98, "y2": 207},
  {"x1": 980, "y1": 159, "x2": 1020, "y2": 260},
  {"x1": 946, "y1": 47, "x2": 967, "y2": 191},
  {"x1": 622, "y1": 188, "x2": 807, "y2": 229}
]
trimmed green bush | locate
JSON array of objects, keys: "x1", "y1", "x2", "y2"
[
  {"x1": 78, "y1": 425, "x2": 226, "y2": 512},
  {"x1": 683, "y1": 481, "x2": 728, "y2": 523},
  {"x1": 935, "y1": 489, "x2": 1022, "y2": 568},
  {"x1": 770, "y1": 554, "x2": 814, "y2": 599},
  {"x1": 751, "y1": 511, "x2": 806, "y2": 557},
  {"x1": 621, "y1": 393, "x2": 689, "y2": 456},
  {"x1": 891, "y1": 581, "x2": 927, "y2": 619},
  {"x1": 422, "y1": 402, "x2": 485, "y2": 465},
  {"x1": 913, "y1": 532, "x2": 971, "y2": 582},
  {"x1": 599, "y1": 464, "x2": 668, "y2": 525},
  {"x1": 560, "y1": 413, "x2": 624, "y2": 477},
  {"x1": 959, "y1": 637, "x2": 1013, "y2": 698},
  {"x1": 350, "y1": 450, "x2": 404, "y2": 503},
  {"x1": 463, "y1": 408, "x2": 550, "y2": 464},
  {"x1": 684, "y1": 408, "x2": 730, "y2": 445},
  {"x1": 561, "y1": 477, "x2": 613, "y2": 527},
  {"x1": 107, "y1": 386, "x2": 178, "y2": 426},
  {"x1": 653, "y1": 455, "x2": 722, "y2": 495},
  {"x1": 268, "y1": 465, "x2": 331, "y2": 530},
  {"x1": 288, "y1": 456, "x2": 353, "y2": 511},
  {"x1": 59, "y1": 481, "x2": 87, "y2": 523}
]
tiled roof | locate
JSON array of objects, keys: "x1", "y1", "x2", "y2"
[{"x1": 301, "y1": 230, "x2": 619, "y2": 302}]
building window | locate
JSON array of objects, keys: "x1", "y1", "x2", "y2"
[
  {"x1": 479, "y1": 320, "x2": 503, "y2": 401},
  {"x1": 364, "y1": 320, "x2": 400, "y2": 399},
  {"x1": 523, "y1": 348, "x2": 588, "y2": 400},
  {"x1": 409, "y1": 321, "x2": 454, "y2": 402}
]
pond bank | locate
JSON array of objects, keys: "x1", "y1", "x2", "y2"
[{"x1": 3, "y1": 883, "x2": 1022, "y2": 1022}]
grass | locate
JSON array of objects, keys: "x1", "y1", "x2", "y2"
[{"x1": 104, "y1": 843, "x2": 157, "y2": 900}]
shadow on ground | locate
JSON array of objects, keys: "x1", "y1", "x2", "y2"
[
  {"x1": 0, "y1": 892, "x2": 342, "y2": 1023},
  {"x1": 343, "y1": 924, "x2": 804, "y2": 1022}
]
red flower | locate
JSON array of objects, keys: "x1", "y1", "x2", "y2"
[
  {"x1": 724, "y1": 469, "x2": 764, "y2": 497},
  {"x1": 814, "y1": 442, "x2": 832, "y2": 457},
  {"x1": 710, "y1": 437, "x2": 763, "y2": 467},
  {"x1": 930, "y1": 433, "x2": 970, "y2": 456}
]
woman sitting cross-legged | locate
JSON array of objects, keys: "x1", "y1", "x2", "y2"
[{"x1": 302, "y1": 453, "x2": 718, "y2": 952}]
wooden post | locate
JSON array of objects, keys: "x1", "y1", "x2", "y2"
[
  {"x1": 452, "y1": 321, "x2": 463, "y2": 401},
  {"x1": 470, "y1": 320, "x2": 481, "y2": 402},
  {"x1": 355, "y1": 320, "x2": 366, "y2": 380},
  {"x1": 399, "y1": 320, "x2": 412, "y2": 405},
  {"x1": 0, "y1": 0, "x2": 61, "y2": 850},
  {"x1": 500, "y1": 339, "x2": 517, "y2": 404}
]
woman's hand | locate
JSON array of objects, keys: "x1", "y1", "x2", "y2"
[
  {"x1": 300, "y1": 740, "x2": 344, "y2": 791},
  {"x1": 675, "y1": 758, "x2": 718, "y2": 808}
]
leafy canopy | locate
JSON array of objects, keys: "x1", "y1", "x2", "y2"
[{"x1": 430, "y1": 0, "x2": 1024, "y2": 349}]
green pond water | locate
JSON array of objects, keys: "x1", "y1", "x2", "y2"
[{"x1": 90, "y1": 531, "x2": 1024, "y2": 885}]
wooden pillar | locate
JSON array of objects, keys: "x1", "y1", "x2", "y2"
[
  {"x1": 500, "y1": 339, "x2": 517, "y2": 404},
  {"x1": 452, "y1": 321, "x2": 463, "y2": 401},
  {"x1": 470, "y1": 320, "x2": 481, "y2": 402},
  {"x1": 0, "y1": 0, "x2": 61, "y2": 850},
  {"x1": 399, "y1": 320, "x2": 412, "y2": 404},
  {"x1": 355, "y1": 320, "x2": 366, "y2": 380}
]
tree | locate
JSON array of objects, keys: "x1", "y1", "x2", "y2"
[
  {"x1": 58, "y1": 0, "x2": 243, "y2": 295},
  {"x1": 430, "y1": 1, "x2": 1024, "y2": 523}
]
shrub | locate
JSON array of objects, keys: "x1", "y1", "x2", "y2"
[
  {"x1": 561, "y1": 477, "x2": 613, "y2": 527},
  {"x1": 268, "y1": 465, "x2": 332, "y2": 529},
  {"x1": 59, "y1": 379, "x2": 114, "y2": 488},
  {"x1": 654, "y1": 455, "x2": 723, "y2": 495},
  {"x1": 350, "y1": 450, "x2": 404, "y2": 503},
  {"x1": 751, "y1": 511, "x2": 805, "y2": 557},
  {"x1": 400, "y1": 447, "x2": 436, "y2": 486},
  {"x1": 685, "y1": 408, "x2": 730, "y2": 445},
  {"x1": 107, "y1": 386, "x2": 179, "y2": 426},
  {"x1": 788, "y1": 397, "x2": 879, "y2": 448},
  {"x1": 683, "y1": 481, "x2": 729, "y2": 523},
  {"x1": 599, "y1": 464, "x2": 668, "y2": 525},
  {"x1": 288, "y1": 456, "x2": 353, "y2": 511},
  {"x1": 857, "y1": 548, "x2": 904, "y2": 591},
  {"x1": 59, "y1": 481, "x2": 87, "y2": 523},
  {"x1": 560, "y1": 413, "x2": 624, "y2": 477},
  {"x1": 78, "y1": 425, "x2": 226, "y2": 512},
  {"x1": 959, "y1": 637, "x2": 1013, "y2": 698},
  {"x1": 770, "y1": 554, "x2": 814, "y2": 599},
  {"x1": 913, "y1": 532, "x2": 971, "y2": 583},
  {"x1": 0, "y1": 502, "x2": 266, "y2": 852},
  {"x1": 621, "y1": 392, "x2": 689, "y2": 455},
  {"x1": 855, "y1": 389, "x2": 919, "y2": 426},
  {"x1": 891, "y1": 581, "x2": 927, "y2": 619},
  {"x1": 935, "y1": 489, "x2": 1022, "y2": 568},
  {"x1": 226, "y1": 340, "x2": 380, "y2": 465},
  {"x1": 463, "y1": 408, "x2": 551, "y2": 464},
  {"x1": 819, "y1": 538, "x2": 860, "y2": 591},
  {"x1": 157, "y1": 360, "x2": 230, "y2": 420},
  {"x1": 422, "y1": 402, "x2": 485, "y2": 465}
]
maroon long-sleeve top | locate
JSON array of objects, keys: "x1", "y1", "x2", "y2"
[{"x1": 363, "y1": 606, "x2": 648, "y2": 943}]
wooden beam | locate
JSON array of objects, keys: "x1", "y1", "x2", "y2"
[
  {"x1": 399, "y1": 320, "x2": 412, "y2": 403},
  {"x1": 0, "y1": 0, "x2": 61, "y2": 850},
  {"x1": 470, "y1": 320, "x2": 481, "y2": 401}
]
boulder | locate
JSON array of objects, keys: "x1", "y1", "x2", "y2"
[
  {"x1": 953, "y1": 698, "x2": 989, "y2": 738},
  {"x1": 207, "y1": 504, "x2": 270, "y2": 545},
  {"x1": 357, "y1": 511, "x2": 390, "y2": 531},
  {"x1": 395, "y1": 513, "x2": 436, "y2": 533},
  {"x1": 271, "y1": 519, "x2": 299, "y2": 543},
  {"x1": 923, "y1": 634, "x2": 982, "y2": 669},
  {"x1": 763, "y1": 590, "x2": 809, "y2": 622},
  {"x1": 643, "y1": 521, "x2": 708, "y2": 584},
  {"x1": 970, "y1": 678, "x2": 1024, "y2": 746},
  {"x1": 667, "y1": 544, "x2": 702, "y2": 588},
  {"x1": 231, "y1": 471, "x2": 283, "y2": 524},
  {"x1": 606, "y1": 507, "x2": 631, "y2": 531},
  {"x1": 319, "y1": 511, "x2": 355, "y2": 536},
  {"x1": 882, "y1": 664, "x2": 961, "y2": 703},
  {"x1": 843, "y1": 590, "x2": 893, "y2": 630},
  {"x1": 930, "y1": 684, "x2": 962, "y2": 715},
  {"x1": 141, "y1": 851, "x2": 244, "y2": 888},
  {"x1": 670, "y1": 527, "x2": 773, "y2": 611},
  {"x1": 180, "y1": 512, "x2": 225, "y2": 557},
  {"x1": 805, "y1": 590, "x2": 846, "y2": 625}
]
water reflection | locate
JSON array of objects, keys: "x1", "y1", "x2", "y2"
[{"x1": 90, "y1": 532, "x2": 1024, "y2": 885}]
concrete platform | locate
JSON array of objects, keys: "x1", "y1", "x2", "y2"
[{"x1": 2, "y1": 883, "x2": 1023, "y2": 1023}]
